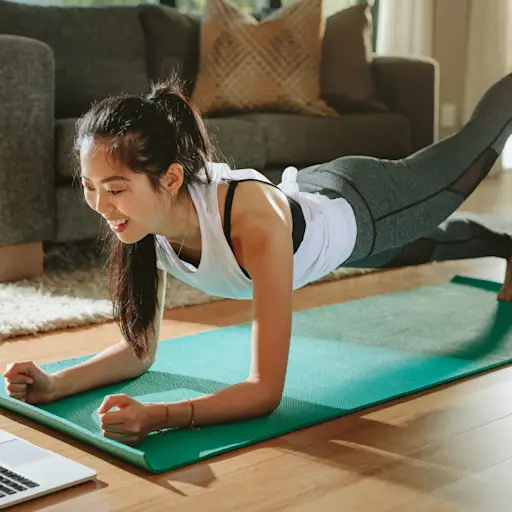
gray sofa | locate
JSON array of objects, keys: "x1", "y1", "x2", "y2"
[{"x1": 0, "y1": 1, "x2": 439, "y2": 281}]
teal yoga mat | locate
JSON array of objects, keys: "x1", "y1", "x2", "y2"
[{"x1": 1, "y1": 275, "x2": 511, "y2": 473}]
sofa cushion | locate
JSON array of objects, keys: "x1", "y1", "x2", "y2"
[
  {"x1": 139, "y1": 5, "x2": 200, "y2": 97},
  {"x1": 0, "y1": 1, "x2": 149, "y2": 118},
  {"x1": 55, "y1": 117, "x2": 267, "y2": 183},
  {"x1": 239, "y1": 113, "x2": 412, "y2": 166},
  {"x1": 321, "y1": 3, "x2": 388, "y2": 114},
  {"x1": 190, "y1": 0, "x2": 338, "y2": 118},
  {"x1": 206, "y1": 118, "x2": 267, "y2": 169}
]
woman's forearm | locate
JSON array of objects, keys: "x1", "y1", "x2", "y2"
[
  {"x1": 147, "y1": 380, "x2": 280, "y2": 431},
  {"x1": 51, "y1": 340, "x2": 152, "y2": 400}
]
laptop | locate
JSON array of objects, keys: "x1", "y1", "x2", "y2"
[{"x1": 0, "y1": 428, "x2": 97, "y2": 509}]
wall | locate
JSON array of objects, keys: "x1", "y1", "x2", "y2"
[
  {"x1": 322, "y1": 0, "x2": 354, "y2": 18},
  {"x1": 432, "y1": 0, "x2": 511, "y2": 170},
  {"x1": 432, "y1": 0, "x2": 470, "y2": 140}
]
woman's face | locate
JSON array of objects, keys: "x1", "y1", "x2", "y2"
[{"x1": 80, "y1": 139, "x2": 170, "y2": 244}]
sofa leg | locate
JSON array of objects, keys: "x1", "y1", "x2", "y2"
[{"x1": 0, "y1": 242, "x2": 44, "y2": 282}]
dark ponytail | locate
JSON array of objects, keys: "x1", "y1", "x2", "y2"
[{"x1": 74, "y1": 74, "x2": 218, "y2": 363}]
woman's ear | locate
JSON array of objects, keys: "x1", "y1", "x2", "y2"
[{"x1": 164, "y1": 163, "x2": 185, "y2": 196}]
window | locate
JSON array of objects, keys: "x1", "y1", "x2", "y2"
[
  {"x1": 8, "y1": 0, "x2": 379, "y2": 51},
  {"x1": 280, "y1": 0, "x2": 357, "y2": 16},
  {"x1": 9, "y1": 0, "x2": 374, "y2": 20},
  {"x1": 8, "y1": 0, "x2": 158, "y2": 4},
  {"x1": 9, "y1": 0, "x2": 264, "y2": 10},
  {"x1": 176, "y1": 0, "x2": 262, "y2": 16}
]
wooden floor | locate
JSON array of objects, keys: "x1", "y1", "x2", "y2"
[{"x1": 1, "y1": 172, "x2": 512, "y2": 512}]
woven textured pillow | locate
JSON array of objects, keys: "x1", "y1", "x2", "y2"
[{"x1": 191, "y1": 0, "x2": 339, "y2": 117}]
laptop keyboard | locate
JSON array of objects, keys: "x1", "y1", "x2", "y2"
[{"x1": 0, "y1": 466, "x2": 39, "y2": 497}]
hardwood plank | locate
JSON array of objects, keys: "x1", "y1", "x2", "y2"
[{"x1": 387, "y1": 441, "x2": 512, "y2": 512}]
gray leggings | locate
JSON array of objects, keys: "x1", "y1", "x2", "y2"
[{"x1": 297, "y1": 72, "x2": 512, "y2": 268}]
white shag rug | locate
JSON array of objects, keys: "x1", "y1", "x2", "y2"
[{"x1": 0, "y1": 240, "x2": 376, "y2": 340}]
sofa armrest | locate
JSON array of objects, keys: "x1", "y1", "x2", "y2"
[
  {"x1": 0, "y1": 35, "x2": 55, "y2": 246},
  {"x1": 370, "y1": 55, "x2": 440, "y2": 153}
]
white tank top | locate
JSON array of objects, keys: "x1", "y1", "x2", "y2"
[{"x1": 154, "y1": 162, "x2": 357, "y2": 299}]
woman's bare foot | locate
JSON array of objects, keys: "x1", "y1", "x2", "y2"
[{"x1": 498, "y1": 256, "x2": 512, "y2": 301}]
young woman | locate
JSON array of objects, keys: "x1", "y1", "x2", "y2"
[{"x1": 3, "y1": 72, "x2": 512, "y2": 446}]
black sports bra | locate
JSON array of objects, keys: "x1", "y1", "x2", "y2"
[{"x1": 222, "y1": 179, "x2": 306, "y2": 278}]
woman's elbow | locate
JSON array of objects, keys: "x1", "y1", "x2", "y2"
[
  {"x1": 246, "y1": 378, "x2": 283, "y2": 415},
  {"x1": 266, "y1": 397, "x2": 281, "y2": 415},
  {"x1": 137, "y1": 354, "x2": 155, "y2": 376},
  {"x1": 260, "y1": 386, "x2": 283, "y2": 414}
]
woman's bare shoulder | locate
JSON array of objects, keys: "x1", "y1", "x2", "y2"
[
  {"x1": 221, "y1": 180, "x2": 291, "y2": 225},
  {"x1": 216, "y1": 180, "x2": 293, "y2": 268}
]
